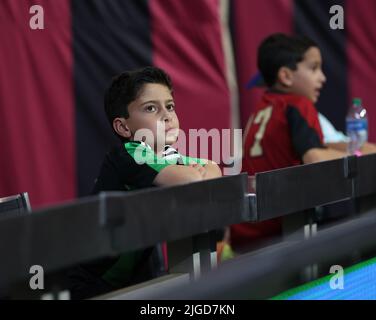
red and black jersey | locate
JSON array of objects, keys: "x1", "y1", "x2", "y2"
[
  {"x1": 231, "y1": 91, "x2": 324, "y2": 251},
  {"x1": 243, "y1": 91, "x2": 324, "y2": 175}
]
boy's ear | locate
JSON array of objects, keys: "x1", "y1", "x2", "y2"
[
  {"x1": 113, "y1": 117, "x2": 131, "y2": 139},
  {"x1": 277, "y1": 67, "x2": 294, "y2": 87}
]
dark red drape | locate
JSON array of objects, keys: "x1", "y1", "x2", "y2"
[
  {"x1": 0, "y1": 0, "x2": 75, "y2": 208},
  {"x1": 347, "y1": 0, "x2": 376, "y2": 142},
  {"x1": 151, "y1": 0, "x2": 230, "y2": 143},
  {"x1": 231, "y1": 0, "x2": 293, "y2": 129}
]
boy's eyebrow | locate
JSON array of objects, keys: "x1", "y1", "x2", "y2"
[
  {"x1": 140, "y1": 99, "x2": 174, "y2": 105},
  {"x1": 306, "y1": 59, "x2": 321, "y2": 65}
]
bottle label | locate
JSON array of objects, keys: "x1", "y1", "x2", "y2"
[{"x1": 346, "y1": 119, "x2": 368, "y2": 131}]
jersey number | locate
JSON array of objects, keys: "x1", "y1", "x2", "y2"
[{"x1": 250, "y1": 106, "x2": 273, "y2": 157}]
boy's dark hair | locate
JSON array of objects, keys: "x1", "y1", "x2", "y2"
[
  {"x1": 104, "y1": 66, "x2": 173, "y2": 139},
  {"x1": 257, "y1": 33, "x2": 318, "y2": 87}
]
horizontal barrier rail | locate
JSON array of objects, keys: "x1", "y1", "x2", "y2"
[
  {"x1": 254, "y1": 155, "x2": 376, "y2": 221},
  {"x1": 0, "y1": 174, "x2": 249, "y2": 291},
  {"x1": 136, "y1": 208, "x2": 376, "y2": 300},
  {"x1": 0, "y1": 154, "x2": 375, "y2": 296}
]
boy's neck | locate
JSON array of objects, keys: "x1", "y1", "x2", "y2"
[{"x1": 270, "y1": 83, "x2": 290, "y2": 94}]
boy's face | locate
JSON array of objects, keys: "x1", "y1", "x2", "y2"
[
  {"x1": 285, "y1": 46, "x2": 326, "y2": 103},
  {"x1": 124, "y1": 83, "x2": 179, "y2": 149}
]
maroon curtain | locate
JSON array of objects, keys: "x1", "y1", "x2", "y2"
[
  {"x1": 151, "y1": 0, "x2": 230, "y2": 160},
  {"x1": 231, "y1": 0, "x2": 293, "y2": 129},
  {"x1": 0, "y1": 0, "x2": 75, "y2": 208},
  {"x1": 347, "y1": 1, "x2": 376, "y2": 141}
]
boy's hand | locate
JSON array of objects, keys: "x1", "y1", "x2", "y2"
[
  {"x1": 199, "y1": 160, "x2": 222, "y2": 179},
  {"x1": 361, "y1": 142, "x2": 376, "y2": 155},
  {"x1": 189, "y1": 163, "x2": 207, "y2": 179}
]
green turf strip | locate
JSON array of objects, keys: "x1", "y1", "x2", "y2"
[{"x1": 271, "y1": 256, "x2": 376, "y2": 300}]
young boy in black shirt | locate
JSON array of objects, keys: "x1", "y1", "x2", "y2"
[{"x1": 70, "y1": 66, "x2": 221, "y2": 299}]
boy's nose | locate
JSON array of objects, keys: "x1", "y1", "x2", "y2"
[
  {"x1": 162, "y1": 112, "x2": 172, "y2": 122},
  {"x1": 320, "y1": 70, "x2": 327, "y2": 83}
]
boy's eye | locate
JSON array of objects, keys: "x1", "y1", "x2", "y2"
[
  {"x1": 145, "y1": 105, "x2": 156, "y2": 112},
  {"x1": 167, "y1": 104, "x2": 175, "y2": 111}
]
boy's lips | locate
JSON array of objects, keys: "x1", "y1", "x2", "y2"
[
  {"x1": 166, "y1": 128, "x2": 179, "y2": 134},
  {"x1": 314, "y1": 88, "x2": 321, "y2": 96}
]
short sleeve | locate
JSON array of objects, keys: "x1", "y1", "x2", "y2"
[
  {"x1": 297, "y1": 98, "x2": 323, "y2": 140},
  {"x1": 285, "y1": 98, "x2": 325, "y2": 158},
  {"x1": 180, "y1": 155, "x2": 208, "y2": 166},
  {"x1": 120, "y1": 142, "x2": 178, "y2": 188}
]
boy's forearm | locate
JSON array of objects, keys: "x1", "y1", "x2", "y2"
[
  {"x1": 154, "y1": 161, "x2": 222, "y2": 187},
  {"x1": 325, "y1": 142, "x2": 376, "y2": 155},
  {"x1": 325, "y1": 142, "x2": 348, "y2": 152},
  {"x1": 302, "y1": 147, "x2": 347, "y2": 164},
  {"x1": 203, "y1": 161, "x2": 222, "y2": 179},
  {"x1": 154, "y1": 165, "x2": 203, "y2": 186},
  {"x1": 360, "y1": 142, "x2": 376, "y2": 154}
]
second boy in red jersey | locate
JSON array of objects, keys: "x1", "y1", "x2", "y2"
[{"x1": 231, "y1": 34, "x2": 346, "y2": 251}]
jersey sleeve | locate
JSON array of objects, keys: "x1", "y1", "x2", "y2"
[
  {"x1": 285, "y1": 98, "x2": 325, "y2": 158},
  {"x1": 119, "y1": 142, "x2": 176, "y2": 188},
  {"x1": 95, "y1": 142, "x2": 211, "y2": 191},
  {"x1": 179, "y1": 155, "x2": 208, "y2": 166}
]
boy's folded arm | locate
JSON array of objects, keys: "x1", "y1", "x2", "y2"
[
  {"x1": 153, "y1": 165, "x2": 204, "y2": 186},
  {"x1": 325, "y1": 141, "x2": 376, "y2": 155},
  {"x1": 360, "y1": 142, "x2": 376, "y2": 154},
  {"x1": 286, "y1": 105, "x2": 347, "y2": 163},
  {"x1": 324, "y1": 142, "x2": 348, "y2": 152},
  {"x1": 302, "y1": 147, "x2": 347, "y2": 164},
  {"x1": 202, "y1": 160, "x2": 222, "y2": 179}
]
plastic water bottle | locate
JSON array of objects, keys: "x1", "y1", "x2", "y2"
[{"x1": 346, "y1": 98, "x2": 368, "y2": 155}]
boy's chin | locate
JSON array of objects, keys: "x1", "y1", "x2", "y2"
[
  {"x1": 311, "y1": 96, "x2": 319, "y2": 104},
  {"x1": 303, "y1": 94, "x2": 318, "y2": 104},
  {"x1": 165, "y1": 133, "x2": 179, "y2": 146},
  {"x1": 311, "y1": 91, "x2": 321, "y2": 103},
  {"x1": 165, "y1": 138, "x2": 178, "y2": 146}
]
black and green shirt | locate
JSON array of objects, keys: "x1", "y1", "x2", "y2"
[
  {"x1": 92, "y1": 141, "x2": 206, "y2": 193},
  {"x1": 70, "y1": 141, "x2": 206, "y2": 299}
]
